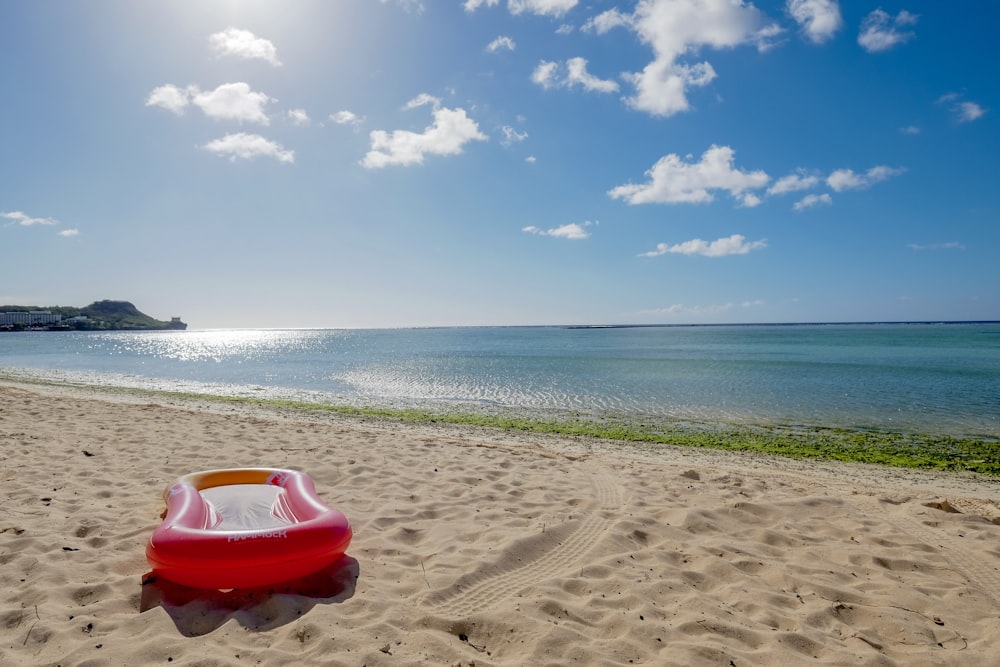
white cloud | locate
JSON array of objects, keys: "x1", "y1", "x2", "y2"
[
  {"x1": 826, "y1": 165, "x2": 904, "y2": 191},
  {"x1": 486, "y1": 36, "x2": 516, "y2": 52},
  {"x1": 646, "y1": 300, "x2": 765, "y2": 316},
  {"x1": 192, "y1": 82, "x2": 273, "y2": 125},
  {"x1": 866, "y1": 165, "x2": 905, "y2": 182},
  {"x1": 787, "y1": 0, "x2": 842, "y2": 44},
  {"x1": 583, "y1": 8, "x2": 633, "y2": 34},
  {"x1": 525, "y1": 155, "x2": 537, "y2": 163},
  {"x1": 858, "y1": 9, "x2": 917, "y2": 53},
  {"x1": 767, "y1": 171, "x2": 819, "y2": 195},
  {"x1": 620, "y1": 0, "x2": 782, "y2": 116},
  {"x1": 565, "y1": 57, "x2": 619, "y2": 93},
  {"x1": 145, "y1": 84, "x2": 195, "y2": 114},
  {"x1": 532, "y1": 58, "x2": 622, "y2": 93},
  {"x1": 203, "y1": 133, "x2": 294, "y2": 163},
  {"x1": 381, "y1": 0, "x2": 425, "y2": 13},
  {"x1": 792, "y1": 193, "x2": 832, "y2": 211},
  {"x1": 938, "y1": 93, "x2": 987, "y2": 123},
  {"x1": 608, "y1": 145, "x2": 769, "y2": 205},
  {"x1": 146, "y1": 82, "x2": 274, "y2": 125},
  {"x1": 641, "y1": 234, "x2": 766, "y2": 257},
  {"x1": 464, "y1": 0, "x2": 574, "y2": 15},
  {"x1": 500, "y1": 125, "x2": 528, "y2": 146},
  {"x1": 907, "y1": 241, "x2": 965, "y2": 251},
  {"x1": 826, "y1": 169, "x2": 864, "y2": 191},
  {"x1": 361, "y1": 96, "x2": 487, "y2": 168},
  {"x1": 2, "y1": 211, "x2": 58, "y2": 226},
  {"x1": 531, "y1": 61, "x2": 560, "y2": 89},
  {"x1": 900, "y1": 124, "x2": 920, "y2": 135},
  {"x1": 331, "y1": 110, "x2": 365, "y2": 127},
  {"x1": 287, "y1": 109, "x2": 310, "y2": 125},
  {"x1": 523, "y1": 221, "x2": 593, "y2": 240},
  {"x1": 2, "y1": 210, "x2": 77, "y2": 235},
  {"x1": 958, "y1": 101, "x2": 986, "y2": 123},
  {"x1": 404, "y1": 93, "x2": 441, "y2": 110},
  {"x1": 209, "y1": 28, "x2": 281, "y2": 66},
  {"x1": 509, "y1": 0, "x2": 578, "y2": 16},
  {"x1": 625, "y1": 61, "x2": 716, "y2": 117},
  {"x1": 463, "y1": 0, "x2": 499, "y2": 10}
]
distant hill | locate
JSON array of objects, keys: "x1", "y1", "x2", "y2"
[{"x1": 0, "y1": 300, "x2": 187, "y2": 331}]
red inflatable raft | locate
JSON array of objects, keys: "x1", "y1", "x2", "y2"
[{"x1": 146, "y1": 468, "x2": 352, "y2": 590}]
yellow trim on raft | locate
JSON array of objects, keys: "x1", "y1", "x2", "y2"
[{"x1": 171, "y1": 468, "x2": 292, "y2": 495}]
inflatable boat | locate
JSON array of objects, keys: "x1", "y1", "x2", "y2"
[{"x1": 146, "y1": 468, "x2": 352, "y2": 590}]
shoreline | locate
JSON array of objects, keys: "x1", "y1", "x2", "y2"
[
  {"x1": 4, "y1": 373, "x2": 998, "y2": 475},
  {"x1": 4, "y1": 375, "x2": 999, "y2": 493},
  {"x1": 3, "y1": 378, "x2": 1000, "y2": 664}
]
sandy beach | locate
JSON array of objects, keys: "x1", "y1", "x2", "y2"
[{"x1": 2, "y1": 379, "x2": 999, "y2": 666}]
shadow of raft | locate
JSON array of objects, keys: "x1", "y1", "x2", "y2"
[{"x1": 139, "y1": 556, "x2": 359, "y2": 637}]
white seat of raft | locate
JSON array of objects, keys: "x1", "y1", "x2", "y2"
[{"x1": 200, "y1": 484, "x2": 294, "y2": 531}]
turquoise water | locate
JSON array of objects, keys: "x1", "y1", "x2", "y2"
[{"x1": 2, "y1": 323, "x2": 998, "y2": 438}]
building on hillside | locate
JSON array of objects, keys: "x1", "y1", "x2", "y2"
[{"x1": 0, "y1": 311, "x2": 63, "y2": 326}]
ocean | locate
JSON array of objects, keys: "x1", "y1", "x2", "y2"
[{"x1": 2, "y1": 323, "x2": 998, "y2": 439}]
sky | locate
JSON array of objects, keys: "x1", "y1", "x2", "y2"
[{"x1": 1, "y1": 0, "x2": 997, "y2": 329}]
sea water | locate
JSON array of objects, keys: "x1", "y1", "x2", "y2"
[{"x1": 2, "y1": 323, "x2": 998, "y2": 438}]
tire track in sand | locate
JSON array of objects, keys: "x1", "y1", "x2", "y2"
[
  {"x1": 424, "y1": 474, "x2": 624, "y2": 617},
  {"x1": 852, "y1": 496, "x2": 1000, "y2": 607}
]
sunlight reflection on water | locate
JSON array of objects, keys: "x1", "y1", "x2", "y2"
[{"x1": 87, "y1": 329, "x2": 340, "y2": 362}]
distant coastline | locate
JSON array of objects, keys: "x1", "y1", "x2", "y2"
[
  {"x1": 0, "y1": 300, "x2": 186, "y2": 332},
  {"x1": 564, "y1": 320, "x2": 1000, "y2": 329}
]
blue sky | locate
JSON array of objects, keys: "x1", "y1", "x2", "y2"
[{"x1": 2, "y1": 0, "x2": 997, "y2": 328}]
